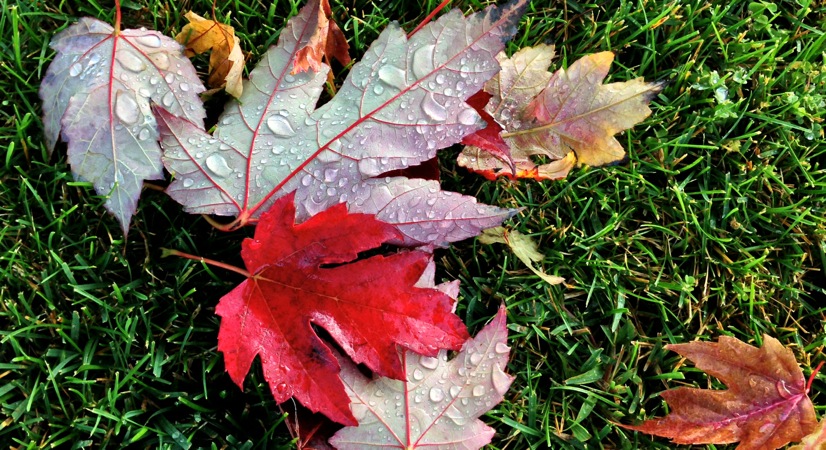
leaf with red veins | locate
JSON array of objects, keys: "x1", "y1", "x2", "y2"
[
  {"x1": 292, "y1": 0, "x2": 351, "y2": 74},
  {"x1": 625, "y1": 335, "x2": 818, "y2": 450},
  {"x1": 329, "y1": 304, "x2": 513, "y2": 450},
  {"x1": 459, "y1": 46, "x2": 662, "y2": 180},
  {"x1": 216, "y1": 194, "x2": 469, "y2": 425},
  {"x1": 40, "y1": 18, "x2": 205, "y2": 233},
  {"x1": 156, "y1": 0, "x2": 527, "y2": 245}
]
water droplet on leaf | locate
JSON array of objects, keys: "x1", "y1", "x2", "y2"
[
  {"x1": 266, "y1": 115, "x2": 296, "y2": 137},
  {"x1": 206, "y1": 154, "x2": 232, "y2": 178},
  {"x1": 114, "y1": 91, "x2": 140, "y2": 124}
]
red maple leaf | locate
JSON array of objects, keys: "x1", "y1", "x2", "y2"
[
  {"x1": 624, "y1": 335, "x2": 818, "y2": 450},
  {"x1": 215, "y1": 194, "x2": 469, "y2": 425}
]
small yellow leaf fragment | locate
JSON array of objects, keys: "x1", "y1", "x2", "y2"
[
  {"x1": 176, "y1": 11, "x2": 244, "y2": 97},
  {"x1": 479, "y1": 227, "x2": 564, "y2": 285}
]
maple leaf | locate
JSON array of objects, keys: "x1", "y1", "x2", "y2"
[
  {"x1": 292, "y1": 0, "x2": 351, "y2": 74},
  {"x1": 459, "y1": 45, "x2": 663, "y2": 180},
  {"x1": 329, "y1": 304, "x2": 514, "y2": 449},
  {"x1": 625, "y1": 335, "x2": 818, "y2": 450},
  {"x1": 176, "y1": 11, "x2": 245, "y2": 98},
  {"x1": 155, "y1": 0, "x2": 528, "y2": 245},
  {"x1": 215, "y1": 194, "x2": 469, "y2": 425},
  {"x1": 39, "y1": 17, "x2": 206, "y2": 233}
]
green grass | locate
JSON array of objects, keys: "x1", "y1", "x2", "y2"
[{"x1": 1, "y1": 0, "x2": 825, "y2": 448}]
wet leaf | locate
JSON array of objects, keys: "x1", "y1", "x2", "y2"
[
  {"x1": 176, "y1": 11, "x2": 245, "y2": 97},
  {"x1": 460, "y1": 46, "x2": 662, "y2": 180},
  {"x1": 292, "y1": 0, "x2": 351, "y2": 74},
  {"x1": 39, "y1": 18, "x2": 206, "y2": 233},
  {"x1": 625, "y1": 335, "x2": 817, "y2": 450},
  {"x1": 216, "y1": 194, "x2": 469, "y2": 425},
  {"x1": 156, "y1": 0, "x2": 527, "y2": 245},
  {"x1": 329, "y1": 305, "x2": 513, "y2": 449}
]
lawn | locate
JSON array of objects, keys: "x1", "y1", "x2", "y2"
[{"x1": 1, "y1": 0, "x2": 825, "y2": 448}]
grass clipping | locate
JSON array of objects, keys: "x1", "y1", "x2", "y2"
[{"x1": 479, "y1": 227, "x2": 564, "y2": 285}]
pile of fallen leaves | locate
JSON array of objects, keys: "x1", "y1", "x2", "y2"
[{"x1": 37, "y1": 0, "x2": 825, "y2": 447}]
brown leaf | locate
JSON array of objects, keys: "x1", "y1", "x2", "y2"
[
  {"x1": 292, "y1": 0, "x2": 351, "y2": 74},
  {"x1": 624, "y1": 335, "x2": 817, "y2": 450},
  {"x1": 790, "y1": 418, "x2": 826, "y2": 450},
  {"x1": 460, "y1": 46, "x2": 662, "y2": 179},
  {"x1": 176, "y1": 11, "x2": 244, "y2": 97}
]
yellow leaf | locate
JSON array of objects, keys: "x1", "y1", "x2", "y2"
[
  {"x1": 479, "y1": 227, "x2": 564, "y2": 285},
  {"x1": 176, "y1": 11, "x2": 244, "y2": 98}
]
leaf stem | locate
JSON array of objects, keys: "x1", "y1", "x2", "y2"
[
  {"x1": 114, "y1": 0, "x2": 122, "y2": 34},
  {"x1": 409, "y1": 0, "x2": 451, "y2": 37},
  {"x1": 161, "y1": 248, "x2": 251, "y2": 278},
  {"x1": 806, "y1": 361, "x2": 824, "y2": 393}
]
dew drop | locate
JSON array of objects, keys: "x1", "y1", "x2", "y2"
[
  {"x1": 429, "y1": 387, "x2": 445, "y2": 402},
  {"x1": 495, "y1": 342, "x2": 510, "y2": 354},
  {"x1": 449, "y1": 385, "x2": 461, "y2": 398},
  {"x1": 180, "y1": 82, "x2": 190, "y2": 92},
  {"x1": 412, "y1": 45, "x2": 435, "y2": 79},
  {"x1": 182, "y1": 178, "x2": 194, "y2": 188},
  {"x1": 276, "y1": 382, "x2": 288, "y2": 394},
  {"x1": 164, "y1": 73, "x2": 175, "y2": 84},
  {"x1": 420, "y1": 356, "x2": 439, "y2": 370},
  {"x1": 435, "y1": 73, "x2": 446, "y2": 85},
  {"x1": 422, "y1": 92, "x2": 447, "y2": 121},
  {"x1": 491, "y1": 366, "x2": 511, "y2": 393},
  {"x1": 206, "y1": 154, "x2": 232, "y2": 178},
  {"x1": 69, "y1": 63, "x2": 83, "y2": 77},
  {"x1": 119, "y1": 51, "x2": 146, "y2": 72},
  {"x1": 412, "y1": 368, "x2": 424, "y2": 381},
  {"x1": 378, "y1": 65, "x2": 406, "y2": 89},
  {"x1": 114, "y1": 91, "x2": 140, "y2": 124},
  {"x1": 266, "y1": 115, "x2": 296, "y2": 137},
  {"x1": 458, "y1": 108, "x2": 478, "y2": 126},
  {"x1": 149, "y1": 76, "x2": 160, "y2": 85},
  {"x1": 161, "y1": 91, "x2": 175, "y2": 107},
  {"x1": 301, "y1": 174, "x2": 313, "y2": 186},
  {"x1": 372, "y1": 83, "x2": 385, "y2": 95},
  {"x1": 138, "y1": 128, "x2": 151, "y2": 141},
  {"x1": 153, "y1": 52, "x2": 170, "y2": 70},
  {"x1": 136, "y1": 34, "x2": 162, "y2": 48},
  {"x1": 472, "y1": 385, "x2": 485, "y2": 397},
  {"x1": 469, "y1": 352, "x2": 483, "y2": 365},
  {"x1": 88, "y1": 52, "x2": 101, "y2": 66}
]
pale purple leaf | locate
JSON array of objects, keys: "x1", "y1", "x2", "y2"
[
  {"x1": 329, "y1": 305, "x2": 513, "y2": 449},
  {"x1": 157, "y1": 0, "x2": 527, "y2": 245},
  {"x1": 39, "y1": 18, "x2": 205, "y2": 232}
]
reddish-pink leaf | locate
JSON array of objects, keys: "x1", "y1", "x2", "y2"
[
  {"x1": 459, "y1": 45, "x2": 662, "y2": 180},
  {"x1": 625, "y1": 335, "x2": 818, "y2": 450},
  {"x1": 156, "y1": 0, "x2": 528, "y2": 245},
  {"x1": 216, "y1": 194, "x2": 469, "y2": 425},
  {"x1": 329, "y1": 305, "x2": 514, "y2": 449},
  {"x1": 40, "y1": 18, "x2": 205, "y2": 233}
]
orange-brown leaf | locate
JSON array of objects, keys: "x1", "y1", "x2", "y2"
[
  {"x1": 625, "y1": 335, "x2": 817, "y2": 450},
  {"x1": 790, "y1": 418, "x2": 826, "y2": 450},
  {"x1": 176, "y1": 11, "x2": 244, "y2": 97},
  {"x1": 292, "y1": 0, "x2": 351, "y2": 74}
]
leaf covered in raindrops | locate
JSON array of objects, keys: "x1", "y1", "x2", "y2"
[
  {"x1": 459, "y1": 45, "x2": 662, "y2": 180},
  {"x1": 39, "y1": 18, "x2": 206, "y2": 233},
  {"x1": 329, "y1": 304, "x2": 513, "y2": 449},
  {"x1": 624, "y1": 335, "x2": 818, "y2": 450},
  {"x1": 156, "y1": 0, "x2": 528, "y2": 245},
  {"x1": 176, "y1": 11, "x2": 245, "y2": 97},
  {"x1": 216, "y1": 194, "x2": 469, "y2": 425}
]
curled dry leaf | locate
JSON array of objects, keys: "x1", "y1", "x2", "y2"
[
  {"x1": 625, "y1": 335, "x2": 817, "y2": 450},
  {"x1": 329, "y1": 305, "x2": 514, "y2": 449},
  {"x1": 459, "y1": 45, "x2": 663, "y2": 180},
  {"x1": 216, "y1": 194, "x2": 469, "y2": 425},
  {"x1": 176, "y1": 11, "x2": 244, "y2": 97},
  {"x1": 156, "y1": 0, "x2": 528, "y2": 246},
  {"x1": 292, "y1": 0, "x2": 351, "y2": 74},
  {"x1": 39, "y1": 18, "x2": 206, "y2": 233},
  {"x1": 478, "y1": 226, "x2": 564, "y2": 285}
]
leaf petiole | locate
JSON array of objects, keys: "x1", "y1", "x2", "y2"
[{"x1": 161, "y1": 248, "x2": 251, "y2": 278}]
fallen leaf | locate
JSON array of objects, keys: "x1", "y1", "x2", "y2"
[
  {"x1": 459, "y1": 45, "x2": 663, "y2": 179},
  {"x1": 624, "y1": 335, "x2": 818, "y2": 450},
  {"x1": 39, "y1": 18, "x2": 206, "y2": 233},
  {"x1": 215, "y1": 194, "x2": 469, "y2": 425},
  {"x1": 155, "y1": 0, "x2": 528, "y2": 245},
  {"x1": 479, "y1": 227, "x2": 564, "y2": 284},
  {"x1": 329, "y1": 304, "x2": 514, "y2": 449},
  {"x1": 176, "y1": 11, "x2": 244, "y2": 97},
  {"x1": 790, "y1": 418, "x2": 826, "y2": 450},
  {"x1": 292, "y1": 0, "x2": 351, "y2": 74}
]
